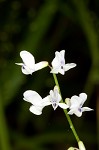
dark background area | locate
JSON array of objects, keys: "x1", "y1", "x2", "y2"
[{"x1": 0, "y1": 0, "x2": 99, "y2": 150}]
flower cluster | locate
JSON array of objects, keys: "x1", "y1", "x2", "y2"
[{"x1": 16, "y1": 50, "x2": 93, "y2": 116}]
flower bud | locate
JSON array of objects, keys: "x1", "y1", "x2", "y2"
[
  {"x1": 67, "y1": 147, "x2": 79, "y2": 150},
  {"x1": 78, "y1": 141, "x2": 86, "y2": 150}
]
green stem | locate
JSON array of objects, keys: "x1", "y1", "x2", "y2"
[
  {"x1": 0, "y1": 92, "x2": 11, "y2": 150},
  {"x1": 53, "y1": 74, "x2": 80, "y2": 142}
]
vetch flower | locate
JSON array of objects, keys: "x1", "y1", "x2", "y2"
[
  {"x1": 67, "y1": 93, "x2": 93, "y2": 117},
  {"x1": 16, "y1": 50, "x2": 48, "y2": 75},
  {"x1": 49, "y1": 86, "x2": 69, "y2": 110},
  {"x1": 23, "y1": 90, "x2": 51, "y2": 115},
  {"x1": 50, "y1": 50, "x2": 76, "y2": 75},
  {"x1": 23, "y1": 86, "x2": 68, "y2": 115}
]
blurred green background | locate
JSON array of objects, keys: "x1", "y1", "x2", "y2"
[{"x1": 0, "y1": 0, "x2": 99, "y2": 149}]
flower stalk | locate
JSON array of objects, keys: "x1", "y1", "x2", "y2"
[{"x1": 53, "y1": 73, "x2": 80, "y2": 142}]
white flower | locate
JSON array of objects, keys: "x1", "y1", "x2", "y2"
[
  {"x1": 23, "y1": 86, "x2": 68, "y2": 115},
  {"x1": 67, "y1": 93, "x2": 93, "y2": 117},
  {"x1": 16, "y1": 50, "x2": 48, "y2": 75},
  {"x1": 49, "y1": 86, "x2": 69, "y2": 110},
  {"x1": 23, "y1": 90, "x2": 51, "y2": 115},
  {"x1": 50, "y1": 50, "x2": 76, "y2": 75}
]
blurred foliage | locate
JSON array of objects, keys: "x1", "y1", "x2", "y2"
[{"x1": 0, "y1": 0, "x2": 99, "y2": 150}]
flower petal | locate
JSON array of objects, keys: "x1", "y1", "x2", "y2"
[
  {"x1": 20, "y1": 50, "x2": 35, "y2": 69},
  {"x1": 49, "y1": 86, "x2": 61, "y2": 103},
  {"x1": 70, "y1": 96, "x2": 80, "y2": 108},
  {"x1": 16, "y1": 63, "x2": 32, "y2": 74},
  {"x1": 68, "y1": 109, "x2": 82, "y2": 117},
  {"x1": 58, "y1": 68, "x2": 65, "y2": 75},
  {"x1": 58, "y1": 103, "x2": 69, "y2": 109},
  {"x1": 21, "y1": 65, "x2": 33, "y2": 75},
  {"x1": 60, "y1": 50, "x2": 65, "y2": 58},
  {"x1": 63, "y1": 63, "x2": 76, "y2": 71},
  {"x1": 29, "y1": 105, "x2": 43, "y2": 115},
  {"x1": 34, "y1": 61, "x2": 48, "y2": 71},
  {"x1": 79, "y1": 93, "x2": 87, "y2": 105},
  {"x1": 23, "y1": 90, "x2": 42, "y2": 105},
  {"x1": 15, "y1": 63, "x2": 23, "y2": 66},
  {"x1": 74, "y1": 110, "x2": 82, "y2": 117},
  {"x1": 50, "y1": 68, "x2": 59, "y2": 74},
  {"x1": 41, "y1": 95, "x2": 51, "y2": 106},
  {"x1": 82, "y1": 107, "x2": 93, "y2": 112},
  {"x1": 68, "y1": 109, "x2": 74, "y2": 115},
  {"x1": 51, "y1": 56, "x2": 60, "y2": 69},
  {"x1": 55, "y1": 50, "x2": 65, "y2": 64}
]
